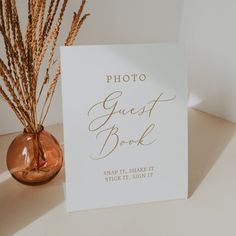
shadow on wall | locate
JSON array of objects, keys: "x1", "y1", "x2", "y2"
[
  {"x1": 188, "y1": 109, "x2": 236, "y2": 197},
  {"x1": 180, "y1": 0, "x2": 236, "y2": 123},
  {"x1": 78, "y1": 0, "x2": 184, "y2": 45}
]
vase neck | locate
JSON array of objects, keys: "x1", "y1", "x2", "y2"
[{"x1": 24, "y1": 125, "x2": 44, "y2": 135}]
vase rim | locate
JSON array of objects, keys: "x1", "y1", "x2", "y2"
[{"x1": 24, "y1": 125, "x2": 44, "y2": 134}]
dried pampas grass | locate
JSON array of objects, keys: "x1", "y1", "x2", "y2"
[{"x1": 0, "y1": 0, "x2": 89, "y2": 133}]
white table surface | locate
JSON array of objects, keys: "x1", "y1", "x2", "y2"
[{"x1": 1, "y1": 109, "x2": 236, "y2": 236}]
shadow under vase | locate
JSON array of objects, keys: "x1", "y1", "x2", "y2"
[{"x1": 0, "y1": 166, "x2": 65, "y2": 236}]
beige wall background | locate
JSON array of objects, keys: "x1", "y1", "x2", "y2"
[
  {"x1": 1, "y1": 0, "x2": 236, "y2": 135},
  {"x1": 181, "y1": 0, "x2": 236, "y2": 123}
]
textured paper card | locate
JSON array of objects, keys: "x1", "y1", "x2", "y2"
[{"x1": 60, "y1": 44, "x2": 188, "y2": 212}]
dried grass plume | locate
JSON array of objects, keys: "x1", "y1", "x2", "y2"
[{"x1": 0, "y1": 0, "x2": 90, "y2": 133}]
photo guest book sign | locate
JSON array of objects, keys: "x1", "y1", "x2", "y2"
[{"x1": 60, "y1": 44, "x2": 188, "y2": 212}]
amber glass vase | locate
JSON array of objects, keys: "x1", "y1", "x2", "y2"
[{"x1": 6, "y1": 125, "x2": 63, "y2": 185}]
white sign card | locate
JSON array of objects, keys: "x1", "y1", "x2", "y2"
[{"x1": 60, "y1": 44, "x2": 188, "y2": 212}]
